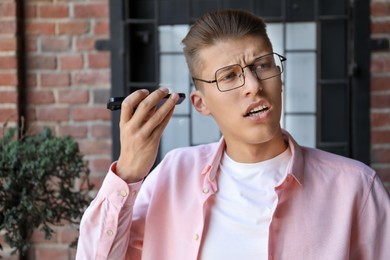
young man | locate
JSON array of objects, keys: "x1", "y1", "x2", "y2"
[{"x1": 76, "y1": 9, "x2": 390, "y2": 259}]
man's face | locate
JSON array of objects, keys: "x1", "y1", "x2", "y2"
[{"x1": 190, "y1": 35, "x2": 283, "y2": 158}]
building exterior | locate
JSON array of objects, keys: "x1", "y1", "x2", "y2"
[{"x1": 0, "y1": 0, "x2": 389, "y2": 258}]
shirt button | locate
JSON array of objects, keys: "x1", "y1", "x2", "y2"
[
  {"x1": 106, "y1": 230, "x2": 114, "y2": 236},
  {"x1": 194, "y1": 234, "x2": 199, "y2": 240},
  {"x1": 120, "y1": 190, "x2": 128, "y2": 197},
  {"x1": 202, "y1": 188, "x2": 209, "y2": 194}
]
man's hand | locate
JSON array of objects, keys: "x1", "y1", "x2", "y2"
[{"x1": 116, "y1": 88, "x2": 180, "y2": 183}]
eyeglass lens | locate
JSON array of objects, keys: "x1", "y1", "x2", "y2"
[{"x1": 215, "y1": 53, "x2": 283, "y2": 92}]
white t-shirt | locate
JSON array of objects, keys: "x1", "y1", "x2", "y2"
[{"x1": 200, "y1": 147, "x2": 292, "y2": 259}]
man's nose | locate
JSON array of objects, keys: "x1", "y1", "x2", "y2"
[{"x1": 243, "y1": 67, "x2": 263, "y2": 94}]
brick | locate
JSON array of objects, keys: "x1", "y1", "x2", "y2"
[
  {"x1": 91, "y1": 124, "x2": 111, "y2": 138},
  {"x1": 41, "y1": 37, "x2": 71, "y2": 52},
  {"x1": 27, "y1": 73, "x2": 37, "y2": 87},
  {"x1": 79, "y1": 139, "x2": 111, "y2": 155},
  {"x1": 371, "y1": 93, "x2": 390, "y2": 108},
  {"x1": 58, "y1": 90, "x2": 89, "y2": 104},
  {"x1": 0, "y1": 38, "x2": 17, "y2": 51},
  {"x1": 58, "y1": 21, "x2": 89, "y2": 35},
  {"x1": 27, "y1": 55, "x2": 57, "y2": 70},
  {"x1": 371, "y1": 2, "x2": 390, "y2": 17},
  {"x1": 0, "y1": 73, "x2": 17, "y2": 86},
  {"x1": 59, "y1": 55, "x2": 84, "y2": 70},
  {"x1": 72, "y1": 107, "x2": 110, "y2": 121},
  {"x1": 26, "y1": 37, "x2": 38, "y2": 52},
  {"x1": 371, "y1": 130, "x2": 390, "y2": 144},
  {"x1": 30, "y1": 228, "x2": 58, "y2": 243},
  {"x1": 39, "y1": 4, "x2": 69, "y2": 18},
  {"x1": 25, "y1": 4, "x2": 37, "y2": 19},
  {"x1": 74, "y1": 3, "x2": 109, "y2": 18},
  {"x1": 25, "y1": 22, "x2": 56, "y2": 35},
  {"x1": 376, "y1": 168, "x2": 390, "y2": 183},
  {"x1": 35, "y1": 247, "x2": 68, "y2": 260},
  {"x1": 88, "y1": 52, "x2": 110, "y2": 69},
  {"x1": 0, "y1": 108, "x2": 18, "y2": 122},
  {"x1": 27, "y1": 90, "x2": 55, "y2": 104},
  {"x1": 93, "y1": 88, "x2": 110, "y2": 104},
  {"x1": 76, "y1": 37, "x2": 97, "y2": 51},
  {"x1": 0, "y1": 2, "x2": 16, "y2": 17},
  {"x1": 26, "y1": 107, "x2": 37, "y2": 121},
  {"x1": 0, "y1": 56, "x2": 17, "y2": 69},
  {"x1": 58, "y1": 125, "x2": 88, "y2": 138},
  {"x1": 370, "y1": 55, "x2": 390, "y2": 73},
  {"x1": 37, "y1": 107, "x2": 69, "y2": 121},
  {"x1": 0, "y1": 20, "x2": 16, "y2": 34},
  {"x1": 372, "y1": 147, "x2": 390, "y2": 163},
  {"x1": 58, "y1": 226, "x2": 79, "y2": 244},
  {"x1": 89, "y1": 158, "x2": 112, "y2": 172},
  {"x1": 371, "y1": 20, "x2": 390, "y2": 34},
  {"x1": 73, "y1": 71, "x2": 110, "y2": 86},
  {"x1": 371, "y1": 76, "x2": 390, "y2": 91},
  {"x1": 41, "y1": 73, "x2": 70, "y2": 87},
  {"x1": 0, "y1": 91, "x2": 17, "y2": 103},
  {"x1": 94, "y1": 20, "x2": 110, "y2": 35},
  {"x1": 371, "y1": 111, "x2": 390, "y2": 128}
]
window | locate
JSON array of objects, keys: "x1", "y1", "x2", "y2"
[{"x1": 109, "y1": 0, "x2": 370, "y2": 164}]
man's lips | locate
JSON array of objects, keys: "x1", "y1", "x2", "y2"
[{"x1": 244, "y1": 102, "x2": 270, "y2": 117}]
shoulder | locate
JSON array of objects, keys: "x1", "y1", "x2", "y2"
[{"x1": 301, "y1": 146, "x2": 375, "y2": 182}]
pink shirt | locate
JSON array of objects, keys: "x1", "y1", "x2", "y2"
[{"x1": 76, "y1": 131, "x2": 390, "y2": 260}]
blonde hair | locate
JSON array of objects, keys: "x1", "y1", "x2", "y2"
[{"x1": 182, "y1": 9, "x2": 272, "y2": 79}]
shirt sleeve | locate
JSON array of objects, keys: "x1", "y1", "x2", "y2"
[
  {"x1": 351, "y1": 172, "x2": 390, "y2": 259},
  {"x1": 75, "y1": 162, "x2": 143, "y2": 260}
]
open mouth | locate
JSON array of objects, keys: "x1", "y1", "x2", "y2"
[{"x1": 244, "y1": 105, "x2": 269, "y2": 117}]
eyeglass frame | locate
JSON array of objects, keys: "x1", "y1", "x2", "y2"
[{"x1": 192, "y1": 52, "x2": 287, "y2": 92}]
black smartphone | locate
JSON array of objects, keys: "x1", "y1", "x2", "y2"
[{"x1": 107, "y1": 93, "x2": 186, "y2": 111}]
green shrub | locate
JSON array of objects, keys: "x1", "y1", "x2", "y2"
[{"x1": 0, "y1": 127, "x2": 94, "y2": 258}]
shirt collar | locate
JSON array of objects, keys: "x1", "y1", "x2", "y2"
[{"x1": 201, "y1": 130, "x2": 305, "y2": 189}]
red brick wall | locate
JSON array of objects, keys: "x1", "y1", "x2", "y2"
[
  {"x1": 0, "y1": 0, "x2": 111, "y2": 258},
  {"x1": 0, "y1": 0, "x2": 18, "y2": 134},
  {"x1": 371, "y1": 0, "x2": 390, "y2": 191}
]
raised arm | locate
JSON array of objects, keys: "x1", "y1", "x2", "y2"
[{"x1": 76, "y1": 88, "x2": 179, "y2": 259}]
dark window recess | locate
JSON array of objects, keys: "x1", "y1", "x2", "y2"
[{"x1": 108, "y1": 0, "x2": 370, "y2": 164}]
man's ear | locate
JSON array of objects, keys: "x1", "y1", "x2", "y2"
[{"x1": 190, "y1": 90, "x2": 211, "y2": 115}]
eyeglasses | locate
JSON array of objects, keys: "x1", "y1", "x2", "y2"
[{"x1": 192, "y1": 53, "x2": 286, "y2": 92}]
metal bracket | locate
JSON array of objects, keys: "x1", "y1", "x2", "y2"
[
  {"x1": 95, "y1": 39, "x2": 111, "y2": 51},
  {"x1": 370, "y1": 38, "x2": 389, "y2": 51}
]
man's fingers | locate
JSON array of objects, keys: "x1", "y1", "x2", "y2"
[
  {"x1": 120, "y1": 89, "x2": 149, "y2": 125},
  {"x1": 131, "y1": 88, "x2": 171, "y2": 126},
  {"x1": 142, "y1": 92, "x2": 179, "y2": 136}
]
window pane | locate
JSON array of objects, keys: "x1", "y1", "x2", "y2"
[
  {"x1": 160, "y1": 54, "x2": 190, "y2": 114},
  {"x1": 285, "y1": 115, "x2": 316, "y2": 147},
  {"x1": 159, "y1": 25, "x2": 189, "y2": 52},
  {"x1": 286, "y1": 22, "x2": 316, "y2": 50},
  {"x1": 267, "y1": 23, "x2": 284, "y2": 54},
  {"x1": 285, "y1": 52, "x2": 316, "y2": 113}
]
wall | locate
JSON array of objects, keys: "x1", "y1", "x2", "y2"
[
  {"x1": 0, "y1": 0, "x2": 111, "y2": 259},
  {"x1": 371, "y1": 0, "x2": 390, "y2": 191}
]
